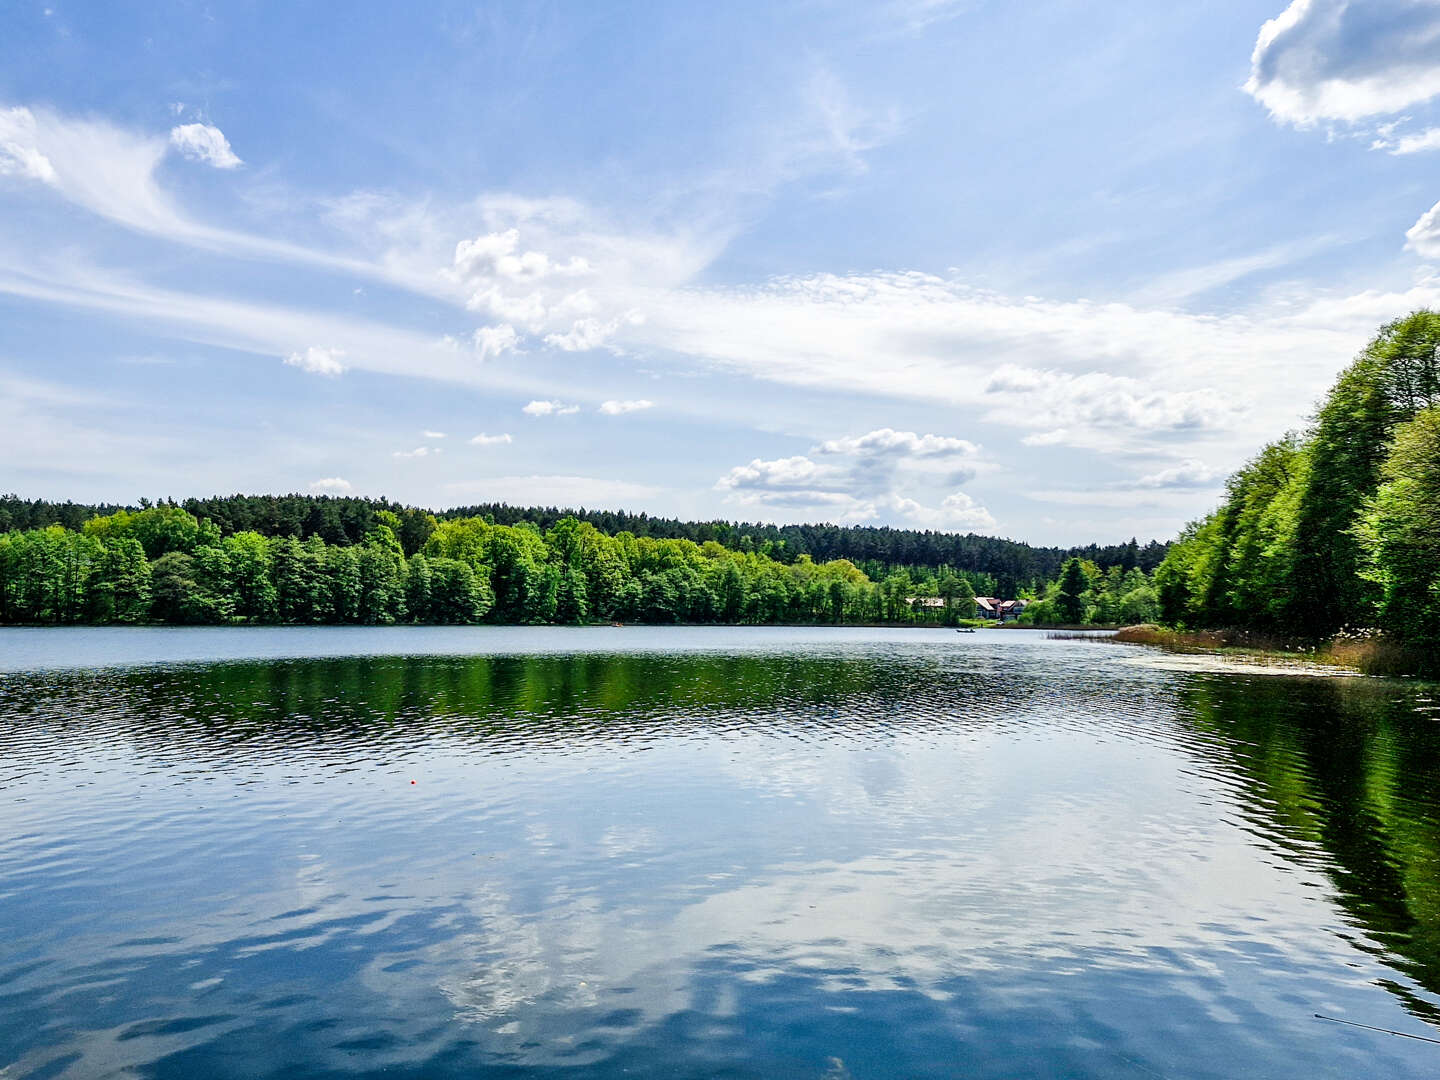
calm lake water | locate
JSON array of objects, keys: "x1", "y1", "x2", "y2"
[{"x1": 3, "y1": 626, "x2": 1440, "y2": 1078}]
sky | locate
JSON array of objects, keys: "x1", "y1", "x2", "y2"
[{"x1": 5, "y1": 0, "x2": 1440, "y2": 545}]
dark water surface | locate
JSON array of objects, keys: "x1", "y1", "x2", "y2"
[{"x1": 3, "y1": 627, "x2": 1440, "y2": 1078}]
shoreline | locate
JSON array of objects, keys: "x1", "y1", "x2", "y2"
[{"x1": 1103, "y1": 624, "x2": 1438, "y2": 679}]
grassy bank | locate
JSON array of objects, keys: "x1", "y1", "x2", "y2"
[{"x1": 1105, "y1": 625, "x2": 1436, "y2": 678}]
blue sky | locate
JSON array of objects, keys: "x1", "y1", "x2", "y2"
[{"x1": 5, "y1": 0, "x2": 1440, "y2": 544}]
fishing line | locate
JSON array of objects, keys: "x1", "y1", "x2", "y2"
[{"x1": 1313, "y1": 1013, "x2": 1440, "y2": 1046}]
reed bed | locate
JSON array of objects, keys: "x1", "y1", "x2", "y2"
[{"x1": 1100, "y1": 624, "x2": 1437, "y2": 678}]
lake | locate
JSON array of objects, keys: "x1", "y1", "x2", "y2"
[{"x1": 3, "y1": 626, "x2": 1440, "y2": 1078}]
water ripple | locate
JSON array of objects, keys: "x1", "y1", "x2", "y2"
[{"x1": 2, "y1": 629, "x2": 1440, "y2": 1077}]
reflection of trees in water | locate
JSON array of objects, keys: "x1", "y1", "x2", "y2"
[
  {"x1": 0, "y1": 648, "x2": 1159, "y2": 765},
  {"x1": 1181, "y1": 674, "x2": 1440, "y2": 1024}
]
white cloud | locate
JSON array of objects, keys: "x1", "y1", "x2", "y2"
[
  {"x1": 1245, "y1": 0, "x2": 1440, "y2": 126},
  {"x1": 598, "y1": 398, "x2": 654, "y2": 415},
  {"x1": 309, "y1": 477, "x2": 352, "y2": 493},
  {"x1": 939, "y1": 491, "x2": 997, "y2": 530},
  {"x1": 1406, "y1": 199, "x2": 1440, "y2": 257},
  {"x1": 393, "y1": 446, "x2": 440, "y2": 459},
  {"x1": 714, "y1": 482, "x2": 996, "y2": 530},
  {"x1": 1134, "y1": 459, "x2": 1223, "y2": 489},
  {"x1": 453, "y1": 228, "x2": 590, "y2": 285},
  {"x1": 1374, "y1": 125, "x2": 1440, "y2": 155},
  {"x1": 982, "y1": 365, "x2": 1238, "y2": 445},
  {"x1": 284, "y1": 345, "x2": 346, "y2": 376},
  {"x1": 450, "y1": 227, "x2": 595, "y2": 336},
  {"x1": 3, "y1": 100, "x2": 1435, "y2": 494},
  {"x1": 815, "y1": 427, "x2": 978, "y2": 458},
  {"x1": 469, "y1": 432, "x2": 513, "y2": 446},
  {"x1": 545, "y1": 317, "x2": 617, "y2": 352},
  {"x1": 522, "y1": 399, "x2": 580, "y2": 416},
  {"x1": 621, "y1": 268, "x2": 1357, "y2": 457},
  {"x1": 474, "y1": 323, "x2": 519, "y2": 360},
  {"x1": 0, "y1": 107, "x2": 57, "y2": 182},
  {"x1": 0, "y1": 256, "x2": 561, "y2": 399},
  {"x1": 0, "y1": 104, "x2": 434, "y2": 288},
  {"x1": 2, "y1": 198, "x2": 1429, "y2": 477},
  {"x1": 423, "y1": 430, "x2": 447, "y2": 439},
  {"x1": 715, "y1": 435, "x2": 996, "y2": 530},
  {"x1": 717, "y1": 456, "x2": 832, "y2": 492},
  {"x1": 541, "y1": 310, "x2": 645, "y2": 353},
  {"x1": 168, "y1": 122, "x2": 242, "y2": 169},
  {"x1": 1021, "y1": 429, "x2": 1070, "y2": 447}
]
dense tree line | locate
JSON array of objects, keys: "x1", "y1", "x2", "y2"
[
  {"x1": 1019, "y1": 558, "x2": 1161, "y2": 626},
  {"x1": 1155, "y1": 311, "x2": 1440, "y2": 646},
  {"x1": 1, "y1": 493, "x2": 1166, "y2": 598},
  {"x1": 446, "y1": 506, "x2": 1167, "y2": 591},
  {"x1": 0, "y1": 507, "x2": 1000, "y2": 627}
]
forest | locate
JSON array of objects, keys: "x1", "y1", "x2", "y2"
[
  {"x1": 0, "y1": 506, "x2": 1023, "y2": 627},
  {"x1": 0, "y1": 492, "x2": 1165, "y2": 600},
  {"x1": 1150, "y1": 310, "x2": 1440, "y2": 649}
]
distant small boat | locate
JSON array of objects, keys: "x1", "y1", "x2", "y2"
[
  {"x1": 955, "y1": 628, "x2": 977, "y2": 634},
  {"x1": 611, "y1": 622, "x2": 625, "y2": 628}
]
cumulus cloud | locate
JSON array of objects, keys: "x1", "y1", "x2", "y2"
[
  {"x1": 1406, "y1": 198, "x2": 1440, "y2": 257},
  {"x1": 470, "y1": 432, "x2": 513, "y2": 445},
  {"x1": 1245, "y1": 0, "x2": 1440, "y2": 126},
  {"x1": 393, "y1": 446, "x2": 440, "y2": 459},
  {"x1": 284, "y1": 345, "x2": 346, "y2": 376},
  {"x1": 309, "y1": 477, "x2": 352, "y2": 493},
  {"x1": 717, "y1": 456, "x2": 832, "y2": 492},
  {"x1": 522, "y1": 399, "x2": 580, "y2": 416},
  {"x1": 453, "y1": 228, "x2": 590, "y2": 285},
  {"x1": 939, "y1": 491, "x2": 997, "y2": 530},
  {"x1": 598, "y1": 399, "x2": 654, "y2": 415},
  {"x1": 0, "y1": 106, "x2": 57, "y2": 182},
  {"x1": 715, "y1": 428, "x2": 996, "y2": 530},
  {"x1": 450, "y1": 227, "x2": 592, "y2": 334},
  {"x1": 1134, "y1": 460, "x2": 1223, "y2": 489},
  {"x1": 168, "y1": 122, "x2": 243, "y2": 168},
  {"x1": 815, "y1": 427, "x2": 978, "y2": 458},
  {"x1": 423, "y1": 430, "x2": 447, "y2": 439}
]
